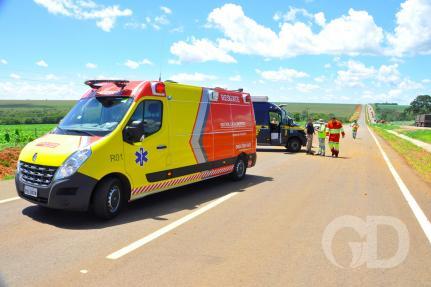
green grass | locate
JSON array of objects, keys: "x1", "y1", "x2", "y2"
[
  {"x1": 278, "y1": 103, "x2": 357, "y2": 118},
  {"x1": 372, "y1": 125, "x2": 431, "y2": 183},
  {"x1": 372, "y1": 123, "x2": 401, "y2": 130},
  {"x1": 375, "y1": 104, "x2": 409, "y2": 112},
  {"x1": 0, "y1": 100, "x2": 75, "y2": 125},
  {"x1": 400, "y1": 130, "x2": 431, "y2": 144},
  {"x1": 0, "y1": 124, "x2": 56, "y2": 149}
]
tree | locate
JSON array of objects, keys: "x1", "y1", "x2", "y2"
[{"x1": 406, "y1": 95, "x2": 431, "y2": 115}]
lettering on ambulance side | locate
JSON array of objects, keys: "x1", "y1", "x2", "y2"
[
  {"x1": 109, "y1": 154, "x2": 123, "y2": 162},
  {"x1": 135, "y1": 148, "x2": 149, "y2": 167}
]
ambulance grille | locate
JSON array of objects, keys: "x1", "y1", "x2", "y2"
[{"x1": 19, "y1": 161, "x2": 57, "y2": 187}]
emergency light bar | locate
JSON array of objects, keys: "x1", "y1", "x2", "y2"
[
  {"x1": 250, "y1": 96, "x2": 268, "y2": 102},
  {"x1": 85, "y1": 80, "x2": 130, "y2": 89}
]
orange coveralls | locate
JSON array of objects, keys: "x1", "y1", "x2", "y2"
[{"x1": 326, "y1": 120, "x2": 345, "y2": 157}]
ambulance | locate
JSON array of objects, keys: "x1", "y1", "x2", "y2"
[{"x1": 15, "y1": 80, "x2": 257, "y2": 219}]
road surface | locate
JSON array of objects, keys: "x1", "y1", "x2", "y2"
[{"x1": 0, "y1": 110, "x2": 430, "y2": 287}]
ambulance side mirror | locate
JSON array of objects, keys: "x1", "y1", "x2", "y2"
[{"x1": 123, "y1": 120, "x2": 144, "y2": 144}]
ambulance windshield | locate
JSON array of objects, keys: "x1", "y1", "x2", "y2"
[{"x1": 55, "y1": 96, "x2": 133, "y2": 136}]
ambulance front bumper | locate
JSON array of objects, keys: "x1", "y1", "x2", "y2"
[{"x1": 15, "y1": 172, "x2": 98, "y2": 211}]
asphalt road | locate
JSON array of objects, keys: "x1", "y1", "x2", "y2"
[{"x1": 1, "y1": 111, "x2": 430, "y2": 287}]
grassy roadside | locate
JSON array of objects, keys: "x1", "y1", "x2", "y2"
[
  {"x1": 399, "y1": 130, "x2": 431, "y2": 144},
  {"x1": 371, "y1": 125, "x2": 431, "y2": 183}
]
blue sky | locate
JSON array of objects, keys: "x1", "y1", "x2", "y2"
[{"x1": 0, "y1": 0, "x2": 430, "y2": 104}]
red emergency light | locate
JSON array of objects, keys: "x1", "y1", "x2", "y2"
[{"x1": 151, "y1": 82, "x2": 166, "y2": 96}]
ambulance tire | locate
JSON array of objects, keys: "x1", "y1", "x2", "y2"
[
  {"x1": 286, "y1": 138, "x2": 301, "y2": 153},
  {"x1": 231, "y1": 157, "x2": 247, "y2": 181},
  {"x1": 92, "y1": 177, "x2": 124, "y2": 219}
]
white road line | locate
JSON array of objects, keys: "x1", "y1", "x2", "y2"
[
  {"x1": 367, "y1": 125, "x2": 431, "y2": 245},
  {"x1": 107, "y1": 192, "x2": 239, "y2": 260},
  {"x1": 0, "y1": 196, "x2": 20, "y2": 204}
]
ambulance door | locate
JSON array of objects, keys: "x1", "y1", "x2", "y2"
[{"x1": 123, "y1": 99, "x2": 169, "y2": 190}]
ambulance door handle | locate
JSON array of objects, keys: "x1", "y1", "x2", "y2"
[{"x1": 157, "y1": 145, "x2": 167, "y2": 150}]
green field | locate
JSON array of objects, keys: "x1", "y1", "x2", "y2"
[
  {"x1": 0, "y1": 100, "x2": 75, "y2": 125},
  {"x1": 0, "y1": 124, "x2": 57, "y2": 149},
  {"x1": 276, "y1": 102, "x2": 358, "y2": 122},
  {"x1": 401, "y1": 130, "x2": 431, "y2": 144}
]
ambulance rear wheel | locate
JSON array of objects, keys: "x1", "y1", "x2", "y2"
[
  {"x1": 287, "y1": 138, "x2": 301, "y2": 153},
  {"x1": 92, "y1": 177, "x2": 124, "y2": 219},
  {"x1": 231, "y1": 157, "x2": 247, "y2": 181}
]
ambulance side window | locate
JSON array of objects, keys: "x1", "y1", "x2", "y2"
[{"x1": 129, "y1": 100, "x2": 163, "y2": 137}]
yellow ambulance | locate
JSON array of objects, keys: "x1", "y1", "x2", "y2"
[{"x1": 15, "y1": 80, "x2": 256, "y2": 219}]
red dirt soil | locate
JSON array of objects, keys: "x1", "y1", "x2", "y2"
[{"x1": 0, "y1": 148, "x2": 20, "y2": 179}]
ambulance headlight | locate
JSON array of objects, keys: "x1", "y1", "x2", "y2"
[{"x1": 54, "y1": 148, "x2": 92, "y2": 180}]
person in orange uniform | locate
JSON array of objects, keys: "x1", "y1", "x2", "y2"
[{"x1": 326, "y1": 116, "x2": 345, "y2": 157}]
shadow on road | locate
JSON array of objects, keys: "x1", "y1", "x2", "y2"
[
  {"x1": 257, "y1": 147, "x2": 307, "y2": 155},
  {"x1": 21, "y1": 174, "x2": 272, "y2": 230}
]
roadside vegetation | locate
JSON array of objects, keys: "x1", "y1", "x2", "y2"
[
  {"x1": 278, "y1": 102, "x2": 358, "y2": 123},
  {"x1": 0, "y1": 100, "x2": 75, "y2": 124},
  {"x1": 0, "y1": 124, "x2": 56, "y2": 149},
  {"x1": 371, "y1": 125, "x2": 431, "y2": 184},
  {"x1": 0, "y1": 124, "x2": 57, "y2": 179},
  {"x1": 399, "y1": 130, "x2": 431, "y2": 144}
]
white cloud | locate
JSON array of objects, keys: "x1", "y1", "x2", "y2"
[
  {"x1": 170, "y1": 72, "x2": 217, "y2": 83},
  {"x1": 336, "y1": 60, "x2": 377, "y2": 87},
  {"x1": 0, "y1": 81, "x2": 85, "y2": 100},
  {"x1": 296, "y1": 83, "x2": 319, "y2": 93},
  {"x1": 168, "y1": 59, "x2": 181, "y2": 65},
  {"x1": 387, "y1": 0, "x2": 431, "y2": 56},
  {"x1": 124, "y1": 22, "x2": 146, "y2": 29},
  {"x1": 45, "y1": 74, "x2": 59, "y2": 80},
  {"x1": 229, "y1": 75, "x2": 241, "y2": 82},
  {"x1": 10, "y1": 73, "x2": 21, "y2": 79},
  {"x1": 377, "y1": 64, "x2": 400, "y2": 84},
  {"x1": 170, "y1": 26, "x2": 184, "y2": 33},
  {"x1": 256, "y1": 67, "x2": 308, "y2": 82},
  {"x1": 124, "y1": 59, "x2": 140, "y2": 69},
  {"x1": 170, "y1": 38, "x2": 236, "y2": 63},
  {"x1": 160, "y1": 6, "x2": 172, "y2": 14},
  {"x1": 0, "y1": 59, "x2": 7, "y2": 65},
  {"x1": 273, "y1": 7, "x2": 313, "y2": 23},
  {"x1": 314, "y1": 76, "x2": 325, "y2": 83},
  {"x1": 398, "y1": 78, "x2": 423, "y2": 90},
  {"x1": 124, "y1": 59, "x2": 153, "y2": 69},
  {"x1": 324, "y1": 63, "x2": 331, "y2": 69},
  {"x1": 314, "y1": 12, "x2": 326, "y2": 27},
  {"x1": 146, "y1": 13, "x2": 170, "y2": 30},
  {"x1": 172, "y1": 4, "x2": 384, "y2": 60},
  {"x1": 141, "y1": 59, "x2": 153, "y2": 65},
  {"x1": 36, "y1": 60, "x2": 48, "y2": 67},
  {"x1": 34, "y1": 0, "x2": 132, "y2": 32},
  {"x1": 85, "y1": 62, "x2": 97, "y2": 69}
]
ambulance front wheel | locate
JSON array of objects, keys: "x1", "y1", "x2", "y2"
[
  {"x1": 231, "y1": 157, "x2": 247, "y2": 181},
  {"x1": 92, "y1": 177, "x2": 124, "y2": 219}
]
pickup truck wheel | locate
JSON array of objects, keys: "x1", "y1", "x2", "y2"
[
  {"x1": 287, "y1": 138, "x2": 301, "y2": 152},
  {"x1": 231, "y1": 157, "x2": 247, "y2": 181},
  {"x1": 92, "y1": 177, "x2": 124, "y2": 219}
]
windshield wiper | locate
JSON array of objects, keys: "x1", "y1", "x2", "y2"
[{"x1": 57, "y1": 127, "x2": 97, "y2": 137}]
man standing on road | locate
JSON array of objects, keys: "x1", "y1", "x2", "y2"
[
  {"x1": 351, "y1": 120, "x2": 359, "y2": 139},
  {"x1": 305, "y1": 119, "x2": 315, "y2": 155},
  {"x1": 317, "y1": 119, "x2": 327, "y2": 156},
  {"x1": 326, "y1": 116, "x2": 345, "y2": 157}
]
